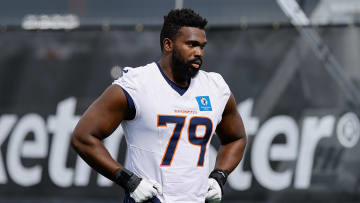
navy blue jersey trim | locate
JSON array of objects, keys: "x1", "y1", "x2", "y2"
[
  {"x1": 155, "y1": 61, "x2": 189, "y2": 96},
  {"x1": 120, "y1": 87, "x2": 136, "y2": 120},
  {"x1": 123, "y1": 193, "x2": 161, "y2": 203}
]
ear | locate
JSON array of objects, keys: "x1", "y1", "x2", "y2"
[{"x1": 163, "y1": 38, "x2": 174, "y2": 53}]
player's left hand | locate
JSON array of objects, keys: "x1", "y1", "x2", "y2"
[{"x1": 205, "y1": 178, "x2": 222, "y2": 203}]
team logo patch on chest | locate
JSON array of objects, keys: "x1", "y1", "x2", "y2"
[{"x1": 196, "y1": 96, "x2": 212, "y2": 111}]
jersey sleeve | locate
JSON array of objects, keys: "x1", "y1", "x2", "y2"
[
  {"x1": 208, "y1": 72, "x2": 231, "y2": 122},
  {"x1": 112, "y1": 67, "x2": 140, "y2": 120}
]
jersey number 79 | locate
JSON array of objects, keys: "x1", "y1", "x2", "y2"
[{"x1": 157, "y1": 115, "x2": 213, "y2": 167}]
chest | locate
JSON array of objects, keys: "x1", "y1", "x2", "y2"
[
  {"x1": 138, "y1": 81, "x2": 222, "y2": 130},
  {"x1": 138, "y1": 87, "x2": 219, "y2": 167}
]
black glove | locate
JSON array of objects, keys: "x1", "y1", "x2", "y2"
[
  {"x1": 114, "y1": 168, "x2": 162, "y2": 202},
  {"x1": 113, "y1": 168, "x2": 142, "y2": 193}
]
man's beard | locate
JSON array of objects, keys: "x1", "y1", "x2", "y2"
[{"x1": 171, "y1": 47, "x2": 201, "y2": 82}]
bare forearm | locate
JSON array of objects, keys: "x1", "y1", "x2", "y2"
[
  {"x1": 71, "y1": 132, "x2": 122, "y2": 181},
  {"x1": 214, "y1": 137, "x2": 247, "y2": 174}
]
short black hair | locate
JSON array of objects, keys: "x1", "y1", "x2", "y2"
[{"x1": 160, "y1": 8, "x2": 208, "y2": 51}]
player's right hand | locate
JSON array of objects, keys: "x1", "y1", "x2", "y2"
[{"x1": 130, "y1": 179, "x2": 162, "y2": 202}]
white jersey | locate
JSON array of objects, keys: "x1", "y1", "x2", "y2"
[{"x1": 113, "y1": 62, "x2": 230, "y2": 203}]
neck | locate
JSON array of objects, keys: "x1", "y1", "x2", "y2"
[{"x1": 158, "y1": 58, "x2": 190, "y2": 88}]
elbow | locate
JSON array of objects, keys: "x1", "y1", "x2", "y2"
[
  {"x1": 71, "y1": 128, "x2": 91, "y2": 153},
  {"x1": 71, "y1": 128, "x2": 101, "y2": 153},
  {"x1": 71, "y1": 131, "x2": 82, "y2": 152},
  {"x1": 238, "y1": 131, "x2": 247, "y2": 154}
]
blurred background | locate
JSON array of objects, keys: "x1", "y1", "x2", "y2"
[{"x1": 0, "y1": 0, "x2": 360, "y2": 202}]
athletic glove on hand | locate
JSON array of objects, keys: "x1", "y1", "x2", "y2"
[
  {"x1": 114, "y1": 168, "x2": 162, "y2": 202},
  {"x1": 130, "y1": 179, "x2": 162, "y2": 202},
  {"x1": 206, "y1": 169, "x2": 228, "y2": 203},
  {"x1": 206, "y1": 178, "x2": 222, "y2": 203}
]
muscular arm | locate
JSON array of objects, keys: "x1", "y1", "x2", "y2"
[
  {"x1": 71, "y1": 85, "x2": 129, "y2": 181},
  {"x1": 214, "y1": 94, "x2": 247, "y2": 174}
]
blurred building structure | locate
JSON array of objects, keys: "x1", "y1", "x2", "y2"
[{"x1": 2, "y1": 0, "x2": 360, "y2": 28}]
